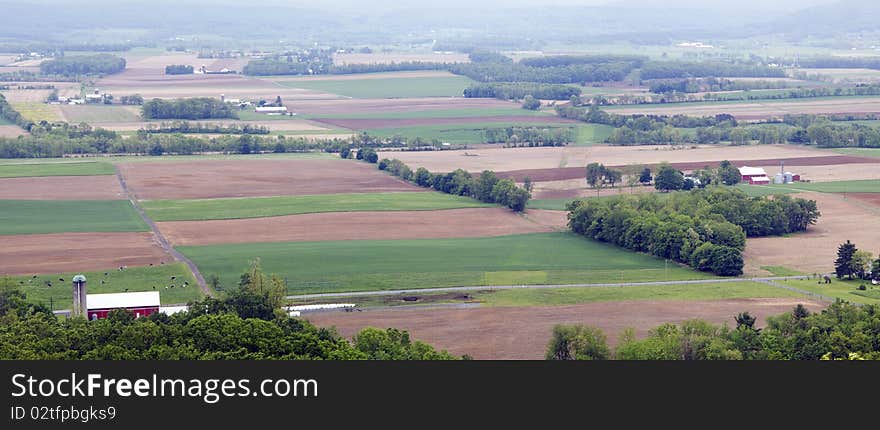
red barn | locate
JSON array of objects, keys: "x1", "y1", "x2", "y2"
[
  {"x1": 738, "y1": 166, "x2": 770, "y2": 185},
  {"x1": 86, "y1": 291, "x2": 161, "y2": 320}
]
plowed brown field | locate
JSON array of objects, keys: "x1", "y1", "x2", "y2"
[
  {"x1": 0, "y1": 232, "x2": 170, "y2": 275},
  {"x1": 306, "y1": 298, "x2": 824, "y2": 359},
  {"x1": 156, "y1": 208, "x2": 556, "y2": 246},
  {"x1": 0, "y1": 175, "x2": 124, "y2": 200},
  {"x1": 117, "y1": 159, "x2": 420, "y2": 199}
]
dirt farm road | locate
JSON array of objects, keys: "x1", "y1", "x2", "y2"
[
  {"x1": 287, "y1": 275, "x2": 834, "y2": 303},
  {"x1": 114, "y1": 166, "x2": 211, "y2": 296}
]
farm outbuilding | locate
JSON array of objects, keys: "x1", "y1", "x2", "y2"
[
  {"x1": 86, "y1": 291, "x2": 161, "y2": 320},
  {"x1": 738, "y1": 166, "x2": 770, "y2": 185}
]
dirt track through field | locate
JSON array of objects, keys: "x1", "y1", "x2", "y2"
[
  {"x1": 0, "y1": 175, "x2": 124, "y2": 200},
  {"x1": 157, "y1": 208, "x2": 557, "y2": 246},
  {"x1": 117, "y1": 159, "x2": 421, "y2": 199},
  {"x1": 0, "y1": 232, "x2": 171, "y2": 275},
  {"x1": 306, "y1": 298, "x2": 824, "y2": 359}
]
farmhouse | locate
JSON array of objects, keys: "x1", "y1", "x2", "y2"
[
  {"x1": 86, "y1": 291, "x2": 161, "y2": 320},
  {"x1": 738, "y1": 166, "x2": 770, "y2": 185}
]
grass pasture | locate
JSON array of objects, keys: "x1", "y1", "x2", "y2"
[
  {"x1": 5, "y1": 263, "x2": 201, "y2": 309},
  {"x1": 829, "y1": 148, "x2": 880, "y2": 158},
  {"x1": 142, "y1": 192, "x2": 494, "y2": 221},
  {"x1": 366, "y1": 122, "x2": 603, "y2": 145},
  {"x1": 780, "y1": 279, "x2": 880, "y2": 305},
  {"x1": 276, "y1": 75, "x2": 475, "y2": 98},
  {"x1": 0, "y1": 161, "x2": 115, "y2": 178},
  {"x1": 10, "y1": 102, "x2": 62, "y2": 122},
  {"x1": 479, "y1": 281, "x2": 805, "y2": 307},
  {"x1": 59, "y1": 105, "x2": 141, "y2": 123},
  {"x1": 0, "y1": 200, "x2": 148, "y2": 235},
  {"x1": 772, "y1": 180, "x2": 880, "y2": 194},
  {"x1": 179, "y1": 232, "x2": 714, "y2": 295}
]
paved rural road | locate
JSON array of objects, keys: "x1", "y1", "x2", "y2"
[
  {"x1": 287, "y1": 275, "x2": 825, "y2": 301},
  {"x1": 115, "y1": 167, "x2": 211, "y2": 296}
]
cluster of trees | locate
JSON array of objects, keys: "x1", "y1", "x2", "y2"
[
  {"x1": 567, "y1": 188, "x2": 820, "y2": 276},
  {"x1": 448, "y1": 61, "x2": 638, "y2": 84},
  {"x1": 140, "y1": 121, "x2": 270, "y2": 135},
  {"x1": 0, "y1": 263, "x2": 457, "y2": 360},
  {"x1": 119, "y1": 94, "x2": 144, "y2": 105},
  {"x1": 834, "y1": 241, "x2": 880, "y2": 281},
  {"x1": 39, "y1": 54, "x2": 126, "y2": 76},
  {"x1": 164, "y1": 64, "x2": 194, "y2": 75},
  {"x1": 342, "y1": 147, "x2": 378, "y2": 163},
  {"x1": 638, "y1": 60, "x2": 785, "y2": 80},
  {"x1": 463, "y1": 83, "x2": 581, "y2": 100},
  {"x1": 243, "y1": 57, "x2": 329, "y2": 76},
  {"x1": 484, "y1": 126, "x2": 574, "y2": 146},
  {"x1": 376, "y1": 158, "x2": 530, "y2": 212},
  {"x1": 328, "y1": 61, "x2": 448, "y2": 75},
  {"x1": 547, "y1": 301, "x2": 880, "y2": 360},
  {"x1": 142, "y1": 98, "x2": 237, "y2": 120},
  {"x1": 649, "y1": 77, "x2": 793, "y2": 94},
  {"x1": 0, "y1": 93, "x2": 29, "y2": 130}
]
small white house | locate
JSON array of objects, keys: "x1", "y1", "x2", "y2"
[{"x1": 255, "y1": 106, "x2": 288, "y2": 113}]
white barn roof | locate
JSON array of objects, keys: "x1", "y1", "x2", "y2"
[
  {"x1": 738, "y1": 166, "x2": 767, "y2": 176},
  {"x1": 87, "y1": 291, "x2": 160, "y2": 310}
]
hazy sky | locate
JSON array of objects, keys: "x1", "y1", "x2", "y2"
[{"x1": 15, "y1": 0, "x2": 842, "y2": 11}]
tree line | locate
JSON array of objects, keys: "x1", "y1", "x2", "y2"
[
  {"x1": 648, "y1": 77, "x2": 794, "y2": 94},
  {"x1": 547, "y1": 301, "x2": 880, "y2": 360},
  {"x1": 567, "y1": 187, "x2": 820, "y2": 276},
  {"x1": 484, "y1": 126, "x2": 574, "y2": 146},
  {"x1": 365, "y1": 155, "x2": 531, "y2": 212},
  {"x1": 165, "y1": 64, "x2": 194, "y2": 75},
  {"x1": 39, "y1": 54, "x2": 126, "y2": 77},
  {"x1": 557, "y1": 104, "x2": 880, "y2": 148},
  {"x1": 0, "y1": 262, "x2": 458, "y2": 360},
  {"x1": 638, "y1": 60, "x2": 785, "y2": 80},
  {"x1": 140, "y1": 121, "x2": 270, "y2": 135},
  {"x1": 142, "y1": 98, "x2": 238, "y2": 120},
  {"x1": 463, "y1": 82, "x2": 581, "y2": 100}
]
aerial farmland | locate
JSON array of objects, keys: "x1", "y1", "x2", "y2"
[{"x1": 2, "y1": 0, "x2": 880, "y2": 363}]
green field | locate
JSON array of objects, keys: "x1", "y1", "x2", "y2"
[
  {"x1": 366, "y1": 122, "x2": 599, "y2": 144},
  {"x1": 767, "y1": 179, "x2": 880, "y2": 193},
  {"x1": 0, "y1": 116, "x2": 12, "y2": 125},
  {"x1": 60, "y1": 105, "x2": 140, "y2": 123},
  {"x1": 527, "y1": 198, "x2": 577, "y2": 211},
  {"x1": 5, "y1": 263, "x2": 202, "y2": 309},
  {"x1": 780, "y1": 279, "x2": 880, "y2": 305},
  {"x1": 9, "y1": 102, "x2": 63, "y2": 122},
  {"x1": 0, "y1": 200, "x2": 148, "y2": 235},
  {"x1": 277, "y1": 75, "x2": 475, "y2": 98},
  {"x1": 571, "y1": 124, "x2": 614, "y2": 146},
  {"x1": 478, "y1": 281, "x2": 804, "y2": 307},
  {"x1": 142, "y1": 192, "x2": 494, "y2": 221},
  {"x1": 179, "y1": 232, "x2": 715, "y2": 295},
  {"x1": 830, "y1": 147, "x2": 880, "y2": 158},
  {"x1": 0, "y1": 161, "x2": 115, "y2": 178},
  {"x1": 304, "y1": 107, "x2": 551, "y2": 120}
]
